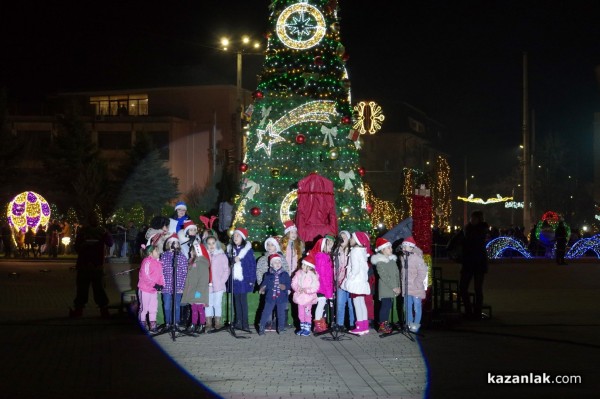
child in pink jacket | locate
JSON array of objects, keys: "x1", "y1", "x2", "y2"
[
  {"x1": 291, "y1": 254, "x2": 320, "y2": 336},
  {"x1": 138, "y1": 244, "x2": 165, "y2": 332},
  {"x1": 204, "y1": 234, "x2": 230, "y2": 329}
]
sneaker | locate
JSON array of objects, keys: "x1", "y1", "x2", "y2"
[{"x1": 258, "y1": 326, "x2": 265, "y2": 336}]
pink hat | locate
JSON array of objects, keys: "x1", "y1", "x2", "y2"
[
  {"x1": 302, "y1": 254, "x2": 316, "y2": 269},
  {"x1": 375, "y1": 237, "x2": 391, "y2": 252},
  {"x1": 234, "y1": 227, "x2": 248, "y2": 240},
  {"x1": 283, "y1": 220, "x2": 297, "y2": 235},
  {"x1": 352, "y1": 231, "x2": 372, "y2": 255},
  {"x1": 402, "y1": 236, "x2": 417, "y2": 247}
]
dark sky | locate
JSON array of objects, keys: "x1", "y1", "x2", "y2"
[{"x1": 2, "y1": 0, "x2": 599, "y2": 182}]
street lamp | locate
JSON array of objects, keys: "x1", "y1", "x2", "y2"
[{"x1": 220, "y1": 35, "x2": 262, "y2": 164}]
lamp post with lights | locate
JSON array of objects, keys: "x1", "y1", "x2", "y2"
[{"x1": 220, "y1": 35, "x2": 262, "y2": 163}]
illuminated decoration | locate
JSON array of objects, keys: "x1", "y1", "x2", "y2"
[
  {"x1": 534, "y1": 211, "x2": 570, "y2": 242},
  {"x1": 239, "y1": 163, "x2": 249, "y2": 172},
  {"x1": 233, "y1": 0, "x2": 371, "y2": 240},
  {"x1": 279, "y1": 189, "x2": 298, "y2": 224},
  {"x1": 432, "y1": 156, "x2": 451, "y2": 229},
  {"x1": 595, "y1": 214, "x2": 600, "y2": 222},
  {"x1": 566, "y1": 234, "x2": 600, "y2": 259},
  {"x1": 457, "y1": 194, "x2": 513, "y2": 205},
  {"x1": 7, "y1": 191, "x2": 51, "y2": 232},
  {"x1": 254, "y1": 100, "x2": 338, "y2": 156},
  {"x1": 250, "y1": 207, "x2": 262, "y2": 217},
  {"x1": 271, "y1": 168, "x2": 281, "y2": 178},
  {"x1": 252, "y1": 90, "x2": 264, "y2": 100},
  {"x1": 412, "y1": 193, "x2": 433, "y2": 287},
  {"x1": 276, "y1": 2, "x2": 326, "y2": 50},
  {"x1": 363, "y1": 183, "x2": 400, "y2": 230},
  {"x1": 342, "y1": 206, "x2": 350, "y2": 216},
  {"x1": 486, "y1": 236, "x2": 533, "y2": 259},
  {"x1": 61, "y1": 237, "x2": 71, "y2": 247},
  {"x1": 357, "y1": 166, "x2": 365, "y2": 177},
  {"x1": 505, "y1": 201, "x2": 524, "y2": 209},
  {"x1": 353, "y1": 101, "x2": 385, "y2": 135}
]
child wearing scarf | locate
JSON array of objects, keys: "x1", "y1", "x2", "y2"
[{"x1": 257, "y1": 253, "x2": 291, "y2": 335}]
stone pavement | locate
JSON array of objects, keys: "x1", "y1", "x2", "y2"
[{"x1": 2, "y1": 256, "x2": 600, "y2": 398}]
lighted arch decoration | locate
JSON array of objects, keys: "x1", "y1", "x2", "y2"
[
  {"x1": 566, "y1": 234, "x2": 600, "y2": 259},
  {"x1": 535, "y1": 211, "x2": 570, "y2": 244},
  {"x1": 486, "y1": 236, "x2": 533, "y2": 259},
  {"x1": 7, "y1": 191, "x2": 51, "y2": 232}
]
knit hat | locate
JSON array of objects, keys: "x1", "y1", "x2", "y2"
[
  {"x1": 302, "y1": 254, "x2": 316, "y2": 269},
  {"x1": 268, "y1": 253, "x2": 282, "y2": 265},
  {"x1": 402, "y1": 236, "x2": 417, "y2": 248},
  {"x1": 174, "y1": 201, "x2": 187, "y2": 211},
  {"x1": 264, "y1": 236, "x2": 282, "y2": 253},
  {"x1": 148, "y1": 232, "x2": 162, "y2": 247},
  {"x1": 352, "y1": 231, "x2": 373, "y2": 255},
  {"x1": 234, "y1": 227, "x2": 248, "y2": 240},
  {"x1": 283, "y1": 220, "x2": 297, "y2": 235},
  {"x1": 375, "y1": 237, "x2": 392, "y2": 252},
  {"x1": 182, "y1": 220, "x2": 197, "y2": 234}
]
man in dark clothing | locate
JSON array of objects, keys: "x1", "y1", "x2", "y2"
[
  {"x1": 459, "y1": 210, "x2": 489, "y2": 320},
  {"x1": 555, "y1": 221, "x2": 568, "y2": 265},
  {"x1": 70, "y1": 215, "x2": 114, "y2": 318}
]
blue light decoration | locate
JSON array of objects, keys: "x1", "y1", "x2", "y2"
[
  {"x1": 486, "y1": 236, "x2": 533, "y2": 259},
  {"x1": 566, "y1": 234, "x2": 600, "y2": 259}
]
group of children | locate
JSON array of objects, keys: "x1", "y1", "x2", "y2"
[{"x1": 136, "y1": 202, "x2": 428, "y2": 336}]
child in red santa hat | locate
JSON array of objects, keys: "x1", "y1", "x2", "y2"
[
  {"x1": 341, "y1": 231, "x2": 372, "y2": 335},
  {"x1": 226, "y1": 227, "x2": 256, "y2": 331},
  {"x1": 371, "y1": 237, "x2": 400, "y2": 334}
]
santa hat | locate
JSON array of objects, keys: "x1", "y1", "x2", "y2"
[
  {"x1": 375, "y1": 237, "x2": 392, "y2": 252},
  {"x1": 174, "y1": 201, "x2": 187, "y2": 211},
  {"x1": 339, "y1": 230, "x2": 351, "y2": 240},
  {"x1": 166, "y1": 233, "x2": 179, "y2": 246},
  {"x1": 264, "y1": 236, "x2": 281, "y2": 253},
  {"x1": 283, "y1": 220, "x2": 297, "y2": 235},
  {"x1": 234, "y1": 227, "x2": 248, "y2": 241},
  {"x1": 302, "y1": 254, "x2": 316, "y2": 269},
  {"x1": 352, "y1": 231, "x2": 373, "y2": 255},
  {"x1": 402, "y1": 236, "x2": 417, "y2": 248},
  {"x1": 182, "y1": 220, "x2": 197, "y2": 234},
  {"x1": 268, "y1": 253, "x2": 282, "y2": 265}
]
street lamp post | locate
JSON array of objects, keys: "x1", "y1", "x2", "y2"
[{"x1": 220, "y1": 36, "x2": 261, "y2": 165}]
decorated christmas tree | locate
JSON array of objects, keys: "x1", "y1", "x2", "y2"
[{"x1": 232, "y1": 0, "x2": 372, "y2": 242}]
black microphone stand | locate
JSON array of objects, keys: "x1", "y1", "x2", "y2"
[
  {"x1": 207, "y1": 237, "x2": 250, "y2": 339},
  {"x1": 380, "y1": 249, "x2": 422, "y2": 341},
  {"x1": 316, "y1": 236, "x2": 351, "y2": 341},
  {"x1": 152, "y1": 245, "x2": 196, "y2": 341}
]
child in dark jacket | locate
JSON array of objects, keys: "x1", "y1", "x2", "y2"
[{"x1": 258, "y1": 253, "x2": 291, "y2": 335}]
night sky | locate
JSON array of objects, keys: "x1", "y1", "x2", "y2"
[{"x1": 2, "y1": 0, "x2": 599, "y2": 183}]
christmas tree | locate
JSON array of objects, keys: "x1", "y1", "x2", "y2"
[{"x1": 232, "y1": 0, "x2": 372, "y2": 241}]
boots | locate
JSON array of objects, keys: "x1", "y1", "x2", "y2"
[
  {"x1": 313, "y1": 318, "x2": 326, "y2": 333},
  {"x1": 301, "y1": 322, "x2": 311, "y2": 336},
  {"x1": 350, "y1": 320, "x2": 363, "y2": 334},
  {"x1": 360, "y1": 320, "x2": 370, "y2": 335},
  {"x1": 214, "y1": 317, "x2": 222, "y2": 329},
  {"x1": 194, "y1": 324, "x2": 206, "y2": 334},
  {"x1": 351, "y1": 320, "x2": 369, "y2": 335},
  {"x1": 378, "y1": 321, "x2": 392, "y2": 334},
  {"x1": 207, "y1": 317, "x2": 214, "y2": 330}
]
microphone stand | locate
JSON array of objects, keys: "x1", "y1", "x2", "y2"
[
  {"x1": 207, "y1": 237, "x2": 250, "y2": 339},
  {"x1": 316, "y1": 236, "x2": 351, "y2": 341}
]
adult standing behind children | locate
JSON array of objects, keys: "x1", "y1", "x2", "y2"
[
  {"x1": 460, "y1": 210, "x2": 489, "y2": 320},
  {"x1": 69, "y1": 214, "x2": 113, "y2": 318},
  {"x1": 227, "y1": 227, "x2": 256, "y2": 331}
]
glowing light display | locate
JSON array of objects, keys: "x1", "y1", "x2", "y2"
[
  {"x1": 486, "y1": 236, "x2": 533, "y2": 259},
  {"x1": 353, "y1": 101, "x2": 385, "y2": 135},
  {"x1": 566, "y1": 234, "x2": 600, "y2": 259},
  {"x1": 457, "y1": 194, "x2": 513, "y2": 205},
  {"x1": 7, "y1": 191, "x2": 51, "y2": 232},
  {"x1": 276, "y1": 2, "x2": 327, "y2": 50}
]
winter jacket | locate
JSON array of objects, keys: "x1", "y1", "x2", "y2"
[
  {"x1": 340, "y1": 246, "x2": 370, "y2": 295},
  {"x1": 75, "y1": 225, "x2": 113, "y2": 270},
  {"x1": 371, "y1": 253, "x2": 399, "y2": 300},
  {"x1": 208, "y1": 246, "x2": 230, "y2": 293},
  {"x1": 226, "y1": 241, "x2": 256, "y2": 294},
  {"x1": 399, "y1": 247, "x2": 427, "y2": 298},
  {"x1": 160, "y1": 250, "x2": 188, "y2": 294},
  {"x1": 291, "y1": 269, "x2": 319, "y2": 306},
  {"x1": 260, "y1": 270, "x2": 291, "y2": 304},
  {"x1": 138, "y1": 256, "x2": 166, "y2": 294},
  {"x1": 182, "y1": 256, "x2": 210, "y2": 305},
  {"x1": 315, "y1": 252, "x2": 334, "y2": 298},
  {"x1": 256, "y1": 251, "x2": 289, "y2": 285},
  {"x1": 461, "y1": 221, "x2": 489, "y2": 273}
]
